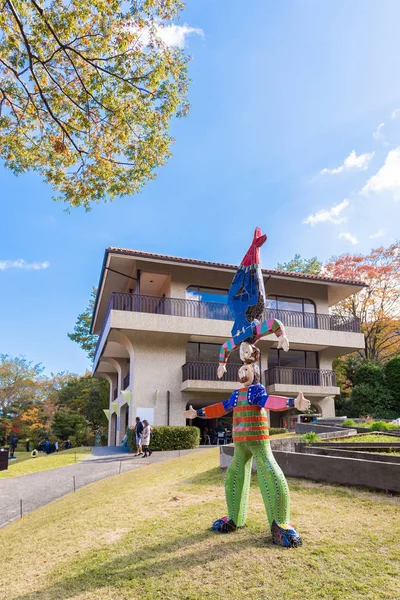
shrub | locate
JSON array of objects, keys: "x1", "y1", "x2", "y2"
[
  {"x1": 353, "y1": 362, "x2": 384, "y2": 387},
  {"x1": 300, "y1": 432, "x2": 321, "y2": 444},
  {"x1": 269, "y1": 428, "x2": 287, "y2": 436},
  {"x1": 342, "y1": 419, "x2": 356, "y2": 427},
  {"x1": 127, "y1": 426, "x2": 200, "y2": 452},
  {"x1": 370, "y1": 421, "x2": 389, "y2": 432}
]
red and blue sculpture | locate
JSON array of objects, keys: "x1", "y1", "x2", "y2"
[{"x1": 185, "y1": 228, "x2": 310, "y2": 547}]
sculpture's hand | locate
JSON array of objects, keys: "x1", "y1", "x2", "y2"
[
  {"x1": 184, "y1": 405, "x2": 197, "y2": 419},
  {"x1": 277, "y1": 335, "x2": 289, "y2": 352},
  {"x1": 294, "y1": 391, "x2": 311, "y2": 412},
  {"x1": 217, "y1": 364, "x2": 227, "y2": 379}
]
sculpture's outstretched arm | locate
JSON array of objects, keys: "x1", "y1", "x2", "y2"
[{"x1": 184, "y1": 391, "x2": 236, "y2": 419}]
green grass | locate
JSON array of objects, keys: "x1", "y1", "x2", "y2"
[
  {"x1": 328, "y1": 434, "x2": 400, "y2": 443},
  {"x1": 0, "y1": 447, "x2": 92, "y2": 478},
  {"x1": 0, "y1": 448, "x2": 399, "y2": 600}
]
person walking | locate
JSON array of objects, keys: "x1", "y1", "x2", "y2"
[
  {"x1": 26, "y1": 438, "x2": 30, "y2": 452},
  {"x1": 141, "y1": 420, "x2": 152, "y2": 458},
  {"x1": 134, "y1": 417, "x2": 144, "y2": 456}
]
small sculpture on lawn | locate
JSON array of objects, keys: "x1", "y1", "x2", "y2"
[{"x1": 184, "y1": 228, "x2": 310, "y2": 547}]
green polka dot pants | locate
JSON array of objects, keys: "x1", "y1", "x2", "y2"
[{"x1": 225, "y1": 440, "x2": 290, "y2": 528}]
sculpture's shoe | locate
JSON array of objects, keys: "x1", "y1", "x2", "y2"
[
  {"x1": 211, "y1": 516, "x2": 238, "y2": 533},
  {"x1": 271, "y1": 521, "x2": 303, "y2": 548}
]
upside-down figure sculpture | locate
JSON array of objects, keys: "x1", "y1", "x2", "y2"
[{"x1": 184, "y1": 228, "x2": 311, "y2": 548}]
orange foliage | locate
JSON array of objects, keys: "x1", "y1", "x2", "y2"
[{"x1": 325, "y1": 242, "x2": 400, "y2": 362}]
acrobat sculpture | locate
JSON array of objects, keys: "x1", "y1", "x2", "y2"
[{"x1": 184, "y1": 228, "x2": 310, "y2": 548}]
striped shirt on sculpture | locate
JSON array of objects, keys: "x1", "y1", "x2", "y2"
[{"x1": 196, "y1": 384, "x2": 295, "y2": 443}]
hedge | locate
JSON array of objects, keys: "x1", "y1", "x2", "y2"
[
  {"x1": 127, "y1": 426, "x2": 200, "y2": 452},
  {"x1": 269, "y1": 428, "x2": 287, "y2": 436}
]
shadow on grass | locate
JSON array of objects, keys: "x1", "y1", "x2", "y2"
[{"x1": 11, "y1": 528, "x2": 269, "y2": 600}]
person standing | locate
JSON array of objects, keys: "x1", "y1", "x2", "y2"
[
  {"x1": 9, "y1": 433, "x2": 18, "y2": 458},
  {"x1": 141, "y1": 420, "x2": 152, "y2": 458},
  {"x1": 26, "y1": 439, "x2": 30, "y2": 452},
  {"x1": 134, "y1": 417, "x2": 144, "y2": 456},
  {"x1": 55, "y1": 441, "x2": 59, "y2": 452}
]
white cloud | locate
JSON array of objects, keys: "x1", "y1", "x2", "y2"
[
  {"x1": 362, "y1": 147, "x2": 400, "y2": 200},
  {"x1": 339, "y1": 232, "x2": 359, "y2": 245},
  {"x1": 155, "y1": 24, "x2": 204, "y2": 48},
  {"x1": 320, "y1": 150, "x2": 374, "y2": 175},
  {"x1": 303, "y1": 199, "x2": 349, "y2": 226},
  {"x1": 0, "y1": 259, "x2": 49, "y2": 271},
  {"x1": 373, "y1": 122, "x2": 385, "y2": 140},
  {"x1": 391, "y1": 108, "x2": 400, "y2": 120},
  {"x1": 369, "y1": 228, "x2": 386, "y2": 239}
]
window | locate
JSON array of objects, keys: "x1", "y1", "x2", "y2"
[
  {"x1": 186, "y1": 343, "x2": 240, "y2": 363},
  {"x1": 186, "y1": 286, "x2": 228, "y2": 304},
  {"x1": 266, "y1": 295, "x2": 316, "y2": 314},
  {"x1": 268, "y1": 349, "x2": 319, "y2": 369}
]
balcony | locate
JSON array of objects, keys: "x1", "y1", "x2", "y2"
[
  {"x1": 93, "y1": 292, "x2": 364, "y2": 371},
  {"x1": 105, "y1": 292, "x2": 360, "y2": 330},
  {"x1": 181, "y1": 361, "x2": 242, "y2": 393},
  {"x1": 264, "y1": 367, "x2": 339, "y2": 397}
]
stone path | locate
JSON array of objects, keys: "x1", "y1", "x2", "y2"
[{"x1": 0, "y1": 448, "x2": 205, "y2": 528}]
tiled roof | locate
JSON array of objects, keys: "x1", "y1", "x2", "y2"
[{"x1": 107, "y1": 247, "x2": 367, "y2": 287}]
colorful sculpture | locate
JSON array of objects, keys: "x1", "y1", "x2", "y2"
[{"x1": 184, "y1": 228, "x2": 310, "y2": 547}]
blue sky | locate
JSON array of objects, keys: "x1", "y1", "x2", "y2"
[{"x1": 1, "y1": 0, "x2": 400, "y2": 375}]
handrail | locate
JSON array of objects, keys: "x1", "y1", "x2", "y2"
[
  {"x1": 264, "y1": 367, "x2": 337, "y2": 387},
  {"x1": 109, "y1": 292, "x2": 361, "y2": 332},
  {"x1": 182, "y1": 361, "x2": 242, "y2": 382}
]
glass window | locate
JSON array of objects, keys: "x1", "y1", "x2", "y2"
[
  {"x1": 277, "y1": 296, "x2": 303, "y2": 313},
  {"x1": 265, "y1": 296, "x2": 277, "y2": 310},
  {"x1": 199, "y1": 344, "x2": 220, "y2": 363},
  {"x1": 186, "y1": 342, "x2": 199, "y2": 362},
  {"x1": 186, "y1": 286, "x2": 228, "y2": 304},
  {"x1": 279, "y1": 350, "x2": 306, "y2": 368},
  {"x1": 268, "y1": 349, "x2": 318, "y2": 369},
  {"x1": 304, "y1": 300, "x2": 316, "y2": 313},
  {"x1": 268, "y1": 349, "x2": 279, "y2": 369},
  {"x1": 305, "y1": 352, "x2": 318, "y2": 369}
]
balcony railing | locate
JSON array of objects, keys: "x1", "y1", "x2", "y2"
[
  {"x1": 182, "y1": 361, "x2": 242, "y2": 382},
  {"x1": 108, "y1": 292, "x2": 360, "y2": 331},
  {"x1": 265, "y1": 367, "x2": 337, "y2": 388},
  {"x1": 123, "y1": 373, "x2": 130, "y2": 390},
  {"x1": 94, "y1": 292, "x2": 361, "y2": 363}
]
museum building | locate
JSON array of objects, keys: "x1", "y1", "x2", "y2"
[{"x1": 91, "y1": 246, "x2": 366, "y2": 445}]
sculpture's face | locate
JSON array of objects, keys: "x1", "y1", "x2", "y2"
[
  {"x1": 238, "y1": 364, "x2": 254, "y2": 386},
  {"x1": 240, "y1": 342, "x2": 253, "y2": 362}
]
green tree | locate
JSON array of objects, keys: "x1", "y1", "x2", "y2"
[
  {"x1": 276, "y1": 254, "x2": 323, "y2": 275},
  {"x1": 0, "y1": 354, "x2": 44, "y2": 419},
  {"x1": 350, "y1": 383, "x2": 396, "y2": 419},
  {"x1": 57, "y1": 374, "x2": 109, "y2": 429},
  {"x1": 68, "y1": 288, "x2": 98, "y2": 361},
  {"x1": 0, "y1": 0, "x2": 190, "y2": 209},
  {"x1": 51, "y1": 410, "x2": 86, "y2": 440},
  {"x1": 384, "y1": 357, "x2": 400, "y2": 409}
]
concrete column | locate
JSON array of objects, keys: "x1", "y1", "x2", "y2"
[{"x1": 102, "y1": 373, "x2": 117, "y2": 446}]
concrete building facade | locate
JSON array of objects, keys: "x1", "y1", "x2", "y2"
[{"x1": 91, "y1": 247, "x2": 366, "y2": 445}]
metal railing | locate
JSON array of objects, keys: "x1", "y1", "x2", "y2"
[
  {"x1": 182, "y1": 361, "x2": 242, "y2": 382},
  {"x1": 264, "y1": 367, "x2": 337, "y2": 387},
  {"x1": 93, "y1": 292, "x2": 361, "y2": 361},
  {"x1": 264, "y1": 308, "x2": 360, "y2": 332}
]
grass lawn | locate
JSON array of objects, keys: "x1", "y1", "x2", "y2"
[
  {"x1": 328, "y1": 434, "x2": 400, "y2": 443},
  {"x1": 0, "y1": 447, "x2": 92, "y2": 479},
  {"x1": 0, "y1": 448, "x2": 399, "y2": 600}
]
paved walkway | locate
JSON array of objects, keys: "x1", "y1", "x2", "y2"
[{"x1": 0, "y1": 449, "x2": 205, "y2": 528}]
